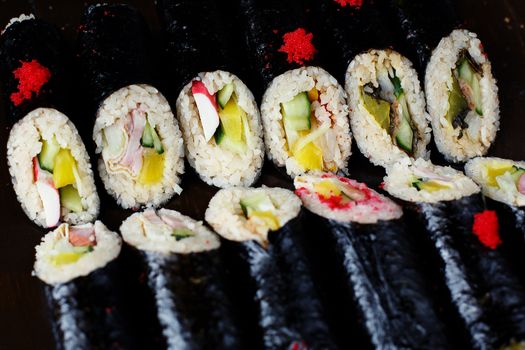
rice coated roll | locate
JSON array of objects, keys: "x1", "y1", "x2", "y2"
[
  {"x1": 425, "y1": 29, "x2": 500, "y2": 162},
  {"x1": 7, "y1": 108, "x2": 99, "y2": 228},
  {"x1": 346, "y1": 49, "x2": 431, "y2": 167},
  {"x1": 78, "y1": 4, "x2": 184, "y2": 208},
  {"x1": 206, "y1": 187, "x2": 336, "y2": 349}
]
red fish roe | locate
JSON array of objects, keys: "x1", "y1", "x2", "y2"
[
  {"x1": 278, "y1": 28, "x2": 317, "y2": 65},
  {"x1": 472, "y1": 210, "x2": 501, "y2": 249},
  {"x1": 334, "y1": 0, "x2": 363, "y2": 8},
  {"x1": 10, "y1": 59, "x2": 51, "y2": 106}
]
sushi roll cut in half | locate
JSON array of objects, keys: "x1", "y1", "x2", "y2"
[
  {"x1": 206, "y1": 187, "x2": 336, "y2": 349},
  {"x1": 7, "y1": 109, "x2": 99, "y2": 228},
  {"x1": 34, "y1": 222, "x2": 137, "y2": 349},
  {"x1": 294, "y1": 174, "x2": 451, "y2": 349},
  {"x1": 78, "y1": 4, "x2": 184, "y2": 209},
  {"x1": 120, "y1": 208, "x2": 242, "y2": 349},
  {"x1": 425, "y1": 29, "x2": 499, "y2": 162},
  {"x1": 346, "y1": 49, "x2": 431, "y2": 167},
  {"x1": 176, "y1": 72, "x2": 264, "y2": 187}
]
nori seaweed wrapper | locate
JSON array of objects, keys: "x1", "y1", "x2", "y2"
[
  {"x1": 319, "y1": 216, "x2": 450, "y2": 349},
  {"x1": 44, "y1": 259, "x2": 139, "y2": 350},
  {"x1": 383, "y1": 0, "x2": 460, "y2": 72},
  {"x1": 238, "y1": 0, "x2": 320, "y2": 90},
  {"x1": 0, "y1": 18, "x2": 75, "y2": 124},
  {"x1": 141, "y1": 249, "x2": 243, "y2": 349},
  {"x1": 77, "y1": 4, "x2": 156, "y2": 109}
]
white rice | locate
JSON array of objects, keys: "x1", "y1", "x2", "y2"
[
  {"x1": 425, "y1": 29, "x2": 500, "y2": 162},
  {"x1": 120, "y1": 208, "x2": 220, "y2": 254},
  {"x1": 7, "y1": 108, "x2": 100, "y2": 227},
  {"x1": 2, "y1": 13, "x2": 34, "y2": 34},
  {"x1": 176, "y1": 71, "x2": 264, "y2": 187},
  {"x1": 345, "y1": 49, "x2": 431, "y2": 168},
  {"x1": 384, "y1": 158, "x2": 479, "y2": 203},
  {"x1": 205, "y1": 186, "x2": 302, "y2": 245},
  {"x1": 465, "y1": 157, "x2": 525, "y2": 207},
  {"x1": 260, "y1": 66, "x2": 352, "y2": 177},
  {"x1": 294, "y1": 173, "x2": 403, "y2": 223},
  {"x1": 93, "y1": 84, "x2": 184, "y2": 209},
  {"x1": 33, "y1": 221, "x2": 121, "y2": 285}
]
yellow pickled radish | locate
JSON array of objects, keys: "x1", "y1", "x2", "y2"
[
  {"x1": 139, "y1": 149, "x2": 165, "y2": 185},
  {"x1": 50, "y1": 252, "x2": 83, "y2": 266},
  {"x1": 418, "y1": 181, "x2": 452, "y2": 193},
  {"x1": 314, "y1": 180, "x2": 342, "y2": 198},
  {"x1": 53, "y1": 149, "x2": 77, "y2": 189},
  {"x1": 218, "y1": 98, "x2": 244, "y2": 142},
  {"x1": 486, "y1": 164, "x2": 514, "y2": 187},
  {"x1": 307, "y1": 88, "x2": 319, "y2": 102},
  {"x1": 249, "y1": 211, "x2": 280, "y2": 231},
  {"x1": 294, "y1": 142, "x2": 323, "y2": 171}
]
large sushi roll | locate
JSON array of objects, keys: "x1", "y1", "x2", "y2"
[
  {"x1": 34, "y1": 221, "x2": 138, "y2": 349},
  {"x1": 206, "y1": 187, "x2": 336, "y2": 349},
  {"x1": 425, "y1": 29, "x2": 500, "y2": 162},
  {"x1": 384, "y1": 158, "x2": 525, "y2": 349},
  {"x1": 120, "y1": 208, "x2": 242, "y2": 349},
  {"x1": 345, "y1": 49, "x2": 431, "y2": 167},
  {"x1": 78, "y1": 4, "x2": 184, "y2": 208},
  {"x1": 293, "y1": 173, "x2": 451, "y2": 349}
]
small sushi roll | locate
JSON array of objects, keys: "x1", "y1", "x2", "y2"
[
  {"x1": 206, "y1": 187, "x2": 336, "y2": 349},
  {"x1": 425, "y1": 29, "x2": 500, "y2": 162},
  {"x1": 176, "y1": 71, "x2": 264, "y2": 187},
  {"x1": 293, "y1": 174, "x2": 450, "y2": 349},
  {"x1": 78, "y1": 4, "x2": 184, "y2": 208},
  {"x1": 346, "y1": 49, "x2": 431, "y2": 167},
  {"x1": 34, "y1": 222, "x2": 137, "y2": 349},
  {"x1": 7, "y1": 108, "x2": 99, "y2": 228},
  {"x1": 120, "y1": 208, "x2": 242, "y2": 349},
  {"x1": 261, "y1": 66, "x2": 351, "y2": 177}
]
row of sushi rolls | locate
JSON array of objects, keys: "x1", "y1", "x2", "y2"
[{"x1": 2, "y1": 0, "x2": 525, "y2": 349}]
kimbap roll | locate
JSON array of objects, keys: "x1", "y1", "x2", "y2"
[
  {"x1": 120, "y1": 208, "x2": 242, "y2": 349},
  {"x1": 206, "y1": 187, "x2": 336, "y2": 349},
  {"x1": 425, "y1": 29, "x2": 500, "y2": 162},
  {"x1": 346, "y1": 49, "x2": 431, "y2": 167},
  {"x1": 78, "y1": 4, "x2": 184, "y2": 209}
]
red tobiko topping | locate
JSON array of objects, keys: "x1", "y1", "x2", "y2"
[
  {"x1": 334, "y1": 0, "x2": 363, "y2": 8},
  {"x1": 10, "y1": 60, "x2": 51, "y2": 106},
  {"x1": 278, "y1": 28, "x2": 317, "y2": 65},
  {"x1": 472, "y1": 210, "x2": 501, "y2": 249}
]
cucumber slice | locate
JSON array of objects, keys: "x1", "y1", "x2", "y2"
[
  {"x1": 446, "y1": 74, "x2": 469, "y2": 126},
  {"x1": 240, "y1": 192, "x2": 275, "y2": 218},
  {"x1": 60, "y1": 185, "x2": 83, "y2": 213},
  {"x1": 395, "y1": 116, "x2": 413, "y2": 154},
  {"x1": 151, "y1": 126, "x2": 164, "y2": 154},
  {"x1": 214, "y1": 122, "x2": 226, "y2": 144},
  {"x1": 281, "y1": 92, "x2": 311, "y2": 131},
  {"x1": 172, "y1": 228, "x2": 194, "y2": 241},
  {"x1": 38, "y1": 137, "x2": 61, "y2": 172},
  {"x1": 390, "y1": 75, "x2": 404, "y2": 99},
  {"x1": 457, "y1": 55, "x2": 483, "y2": 116},
  {"x1": 141, "y1": 120, "x2": 154, "y2": 148},
  {"x1": 217, "y1": 83, "x2": 234, "y2": 109}
]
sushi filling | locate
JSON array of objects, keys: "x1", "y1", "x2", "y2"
[
  {"x1": 360, "y1": 68, "x2": 416, "y2": 156},
  {"x1": 240, "y1": 192, "x2": 283, "y2": 236},
  {"x1": 294, "y1": 173, "x2": 402, "y2": 223},
  {"x1": 45, "y1": 223, "x2": 96, "y2": 266},
  {"x1": 102, "y1": 104, "x2": 165, "y2": 186},
  {"x1": 446, "y1": 51, "x2": 484, "y2": 136}
]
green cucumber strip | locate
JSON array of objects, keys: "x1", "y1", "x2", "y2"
[
  {"x1": 38, "y1": 137, "x2": 61, "y2": 172},
  {"x1": 141, "y1": 120, "x2": 154, "y2": 148},
  {"x1": 218, "y1": 83, "x2": 234, "y2": 109},
  {"x1": 281, "y1": 92, "x2": 311, "y2": 131},
  {"x1": 172, "y1": 228, "x2": 194, "y2": 241}
]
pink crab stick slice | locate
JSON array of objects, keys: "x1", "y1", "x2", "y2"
[
  {"x1": 191, "y1": 80, "x2": 220, "y2": 142},
  {"x1": 69, "y1": 223, "x2": 96, "y2": 247},
  {"x1": 33, "y1": 157, "x2": 61, "y2": 227},
  {"x1": 518, "y1": 173, "x2": 525, "y2": 195}
]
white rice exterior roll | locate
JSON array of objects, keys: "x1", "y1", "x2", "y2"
[
  {"x1": 34, "y1": 221, "x2": 121, "y2": 285},
  {"x1": 205, "y1": 187, "x2": 301, "y2": 245},
  {"x1": 7, "y1": 108, "x2": 100, "y2": 227},
  {"x1": 120, "y1": 208, "x2": 220, "y2": 254},
  {"x1": 425, "y1": 29, "x2": 500, "y2": 162},
  {"x1": 261, "y1": 66, "x2": 352, "y2": 177},
  {"x1": 176, "y1": 71, "x2": 264, "y2": 187},
  {"x1": 384, "y1": 158, "x2": 479, "y2": 203},
  {"x1": 465, "y1": 157, "x2": 525, "y2": 207},
  {"x1": 2, "y1": 13, "x2": 34, "y2": 34},
  {"x1": 93, "y1": 84, "x2": 184, "y2": 209},
  {"x1": 345, "y1": 49, "x2": 431, "y2": 167}
]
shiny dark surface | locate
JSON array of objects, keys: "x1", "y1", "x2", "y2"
[{"x1": 0, "y1": 0, "x2": 524, "y2": 349}]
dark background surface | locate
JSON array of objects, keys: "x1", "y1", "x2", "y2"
[{"x1": 0, "y1": 0, "x2": 524, "y2": 349}]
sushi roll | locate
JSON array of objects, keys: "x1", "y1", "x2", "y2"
[
  {"x1": 345, "y1": 49, "x2": 431, "y2": 167},
  {"x1": 384, "y1": 159, "x2": 525, "y2": 349},
  {"x1": 206, "y1": 187, "x2": 336, "y2": 349},
  {"x1": 293, "y1": 174, "x2": 451, "y2": 349},
  {"x1": 425, "y1": 29, "x2": 500, "y2": 162},
  {"x1": 78, "y1": 4, "x2": 184, "y2": 209},
  {"x1": 120, "y1": 208, "x2": 242, "y2": 349},
  {"x1": 34, "y1": 222, "x2": 137, "y2": 349}
]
